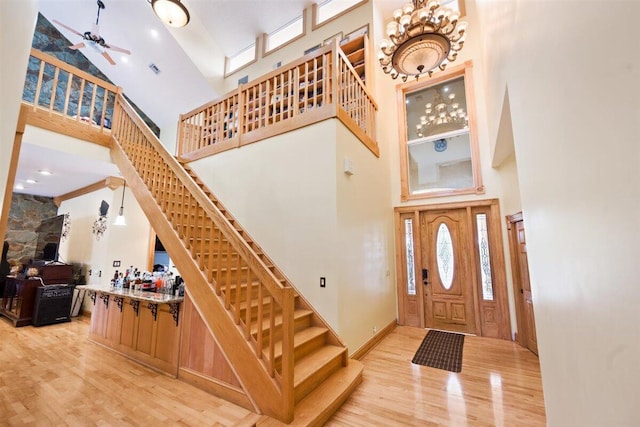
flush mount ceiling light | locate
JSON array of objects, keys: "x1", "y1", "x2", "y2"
[
  {"x1": 150, "y1": 0, "x2": 190, "y2": 28},
  {"x1": 378, "y1": 0, "x2": 467, "y2": 82}
]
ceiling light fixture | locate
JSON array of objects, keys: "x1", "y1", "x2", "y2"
[
  {"x1": 26, "y1": 179, "x2": 38, "y2": 184},
  {"x1": 38, "y1": 170, "x2": 52, "y2": 175},
  {"x1": 378, "y1": 0, "x2": 467, "y2": 82},
  {"x1": 113, "y1": 182, "x2": 127, "y2": 226},
  {"x1": 150, "y1": 0, "x2": 190, "y2": 28}
]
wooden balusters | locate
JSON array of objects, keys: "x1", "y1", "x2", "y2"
[{"x1": 176, "y1": 43, "x2": 378, "y2": 161}]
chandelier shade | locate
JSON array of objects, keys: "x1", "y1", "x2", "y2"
[
  {"x1": 378, "y1": 0, "x2": 467, "y2": 81},
  {"x1": 151, "y1": 0, "x2": 190, "y2": 28}
]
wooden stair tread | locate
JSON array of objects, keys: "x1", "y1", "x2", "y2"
[
  {"x1": 256, "y1": 360, "x2": 364, "y2": 427},
  {"x1": 293, "y1": 345, "x2": 346, "y2": 388},
  {"x1": 250, "y1": 308, "x2": 313, "y2": 335},
  {"x1": 272, "y1": 326, "x2": 327, "y2": 359}
]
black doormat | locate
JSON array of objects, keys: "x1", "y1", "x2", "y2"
[{"x1": 411, "y1": 330, "x2": 465, "y2": 372}]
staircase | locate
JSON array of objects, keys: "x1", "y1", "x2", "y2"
[{"x1": 110, "y1": 93, "x2": 363, "y2": 424}]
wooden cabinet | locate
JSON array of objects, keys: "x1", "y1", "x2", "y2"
[
  {"x1": 86, "y1": 290, "x2": 182, "y2": 376},
  {"x1": 1, "y1": 277, "x2": 41, "y2": 326}
]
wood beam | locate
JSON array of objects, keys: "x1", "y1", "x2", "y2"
[
  {"x1": 0, "y1": 107, "x2": 28, "y2": 243},
  {"x1": 54, "y1": 176, "x2": 124, "y2": 207}
]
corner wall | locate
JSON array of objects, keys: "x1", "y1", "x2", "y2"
[{"x1": 476, "y1": 1, "x2": 640, "y2": 424}]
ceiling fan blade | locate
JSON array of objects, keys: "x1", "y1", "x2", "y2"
[
  {"x1": 52, "y1": 19, "x2": 84, "y2": 37},
  {"x1": 102, "y1": 51, "x2": 116, "y2": 65},
  {"x1": 107, "y1": 44, "x2": 131, "y2": 55},
  {"x1": 69, "y1": 42, "x2": 86, "y2": 50}
]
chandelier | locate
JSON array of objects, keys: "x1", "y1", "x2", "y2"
[
  {"x1": 415, "y1": 88, "x2": 467, "y2": 138},
  {"x1": 378, "y1": 0, "x2": 468, "y2": 81}
]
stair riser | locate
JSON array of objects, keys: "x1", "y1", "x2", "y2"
[
  {"x1": 294, "y1": 354, "x2": 344, "y2": 404},
  {"x1": 221, "y1": 284, "x2": 260, "y2": 303},
  {"x1": 272, "y1": 333, "x2": 326, "y2": 373},
  {"x1": 253, "y1": 314, "x2": 312, "y2": 346}
]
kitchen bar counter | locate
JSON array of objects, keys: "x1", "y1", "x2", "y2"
[
  {"x1": 78, "y1": 284, "x2": 183, "y2": 376},
  {"x1": 77, "y1": 284, "x2": 184, "y2": 305}
]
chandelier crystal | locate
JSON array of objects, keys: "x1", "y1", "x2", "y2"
[
  {"x1": 378, "y1": 0, "x2": 467, "y2": 82},
  {"x1": 415, "y1": 88, "x2": 467, "y2": 138}
]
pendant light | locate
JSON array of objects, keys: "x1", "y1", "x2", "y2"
[{"x1": 113, "y1": 182, "x2": 127, "y2": 226}]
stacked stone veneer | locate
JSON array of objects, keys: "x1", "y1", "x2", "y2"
[
  {"x1": 27, "y1": 13, "x2": 161, "y2": 137},
  {"x1": 5, "y1": 194, "x2": 58, "y2": 267}
]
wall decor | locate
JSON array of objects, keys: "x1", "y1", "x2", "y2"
[
  {"x1": 61, "y1": 212, "x2": 71, "y2": 241},
  {"x1": 92, "y1": 200, "x2": 109, "y2": 240}
]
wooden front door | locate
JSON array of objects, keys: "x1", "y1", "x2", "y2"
[
  {"x1": 507, "y1": 213, "x2": 538, "y2": 354},
  {"x1": 421, "y1": 209, "x2": 477, "y2": 334}
]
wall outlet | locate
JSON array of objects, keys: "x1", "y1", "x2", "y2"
[{"x1": 320, "y1": 277, "x2": 326, "y2": 287}]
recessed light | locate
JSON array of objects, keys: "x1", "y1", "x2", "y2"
[
  {"x1": 15, "y1": 184, "x2": 24, "y2": 190},
  {"x1": 121, "y1": 56, "x2": 129, "y2": 64},
  {"x1": 26, "y1": 179, "x2": 38, "y2": 184},
  {"x1": 150, "y1": 29, "x2": 159, "y2": 39},
  {"x1": 38, "y1": 170, "x2": 52, "y2": 175}
]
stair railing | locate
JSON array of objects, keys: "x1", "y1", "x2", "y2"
[
  {"x1": 177, "y1": 40, "x2": 378, "y2": 161},
  {"x1": 111, "y1": 93, "x2": 296, "y2": 422}
]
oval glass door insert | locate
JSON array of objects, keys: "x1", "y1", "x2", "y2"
[{"x1": 436, "y1": 223, "x2": 454, "y2": 290}]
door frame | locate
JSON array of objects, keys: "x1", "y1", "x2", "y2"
[
  {"x1": 394, "y1": 199, "x2": 512, "y2": 339},
  {"x1": 506, "y1": 211, "x2": 534, "y2": 350}
]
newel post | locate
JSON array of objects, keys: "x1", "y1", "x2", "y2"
[{"x1": 280, "y1": 286, "x2": 296, "y2": 422}]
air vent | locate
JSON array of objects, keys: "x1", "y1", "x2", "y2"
[
  {"x1": 148, "y1": 63, "x2": 161, "y2": 74},
  {"x1": 238, "y1": 75, "x2": 249, "y2": 85}
]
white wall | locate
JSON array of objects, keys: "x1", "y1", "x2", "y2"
[
  {"x1": 189, "y1": 119, "x2": 397, "y2": 352},
  {"x1": 0, "y1": 0, "x2": 38, "y2": 217},
  {"x1": 476, "y1": 1, "x2": 640, "y2": 425},
  {"x1": 59, "y1": 185, "x2": 152, "y2": 313},
  {"x1": 190, "y1": 121, "x2": 340, "y2": 329},
  {"x1": 335, "y1": 122, "x2": 396, "y2": 350}
]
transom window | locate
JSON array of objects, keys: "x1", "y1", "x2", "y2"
[
  {"x1": 398, "y1": 62, "x2": 483, "y2": 200},
  {"x1": 263, "y1": 14, "x2": 305, "y2": 55},
  {"x1": 225, "y1": 41, "x2": 257, "y2": 77}
]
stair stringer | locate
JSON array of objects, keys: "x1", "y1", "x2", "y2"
[{"x1": 110, "y1": 139, "x2": 296, "y2": 423}]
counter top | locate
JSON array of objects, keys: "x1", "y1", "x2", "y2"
[{"x1": 76, "y1": 284, "x2": 184, "y2": 304}]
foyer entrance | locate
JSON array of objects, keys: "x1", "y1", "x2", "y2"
[{"x1": 395, "y1": 199, "x2": 511, "y2": 339}]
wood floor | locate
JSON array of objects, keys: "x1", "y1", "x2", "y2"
[
  {"x1": 326, "y1": 326, "x2": 546, "y2": 426},
  {"x1": 0, "y1": 317, "x2": 545, "y2": 426}
]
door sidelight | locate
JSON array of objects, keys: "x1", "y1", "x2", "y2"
[{"x1": 422, "y1": 268, "x2": 429, "y2": 285}]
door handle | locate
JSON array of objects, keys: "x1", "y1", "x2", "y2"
[{"x1": 422, "y1": 268, "x2": 429, "y2": 285}]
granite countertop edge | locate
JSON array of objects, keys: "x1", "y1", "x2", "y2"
[{"x1": 76, "y1": 284, "x2": 184, "y2": 304}]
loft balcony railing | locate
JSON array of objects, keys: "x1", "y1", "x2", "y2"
[
  {"x1": 21, "y1": 48, "x2": 118, "y2": 146},
  {"x1": 178, "y1": 40, "x2": 379, "y2": 161}
]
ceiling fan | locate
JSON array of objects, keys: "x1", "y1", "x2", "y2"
[{"x1": 53, "y1": 0, "x2": 131, "y2": 65}]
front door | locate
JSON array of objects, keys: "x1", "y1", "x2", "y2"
[{"x1": 421, "y1": 209, "x2": 477, "y2": 334}]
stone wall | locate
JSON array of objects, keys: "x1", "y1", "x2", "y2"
[{"x1": 5, "y1": 193, "x2": 58, "y2": 267}]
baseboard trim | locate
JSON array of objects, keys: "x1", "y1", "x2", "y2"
[
  {"x1": 349, "y1": 320, "x2": 397, "y2": 361},
  {"x1": 178, "y1": 367, "x2": 254, "y2": 412}
]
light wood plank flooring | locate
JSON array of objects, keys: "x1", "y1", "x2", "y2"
[
  {"x1": 326, "y1": 326, "x2": 546, "y2": 426},
  {"x1": 0, "y1": 316, "x2": 253, "y2": 426},
  {"x1": 0, "y1": 317, "x2": 545, "y2": 426}
]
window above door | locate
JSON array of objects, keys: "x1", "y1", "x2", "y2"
[{"x1": 398, "y1": 61, "x2": 483, "y2": 200}]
